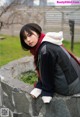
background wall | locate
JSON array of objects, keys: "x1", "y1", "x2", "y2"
[{"x1": 0, "y1": 6, "x2": 80, "y2": 42}]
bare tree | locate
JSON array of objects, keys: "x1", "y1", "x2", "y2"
[{"x1": 0, "y1": 0, "x2": 22, "y2": 30}]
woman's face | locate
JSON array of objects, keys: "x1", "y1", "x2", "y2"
[{"x1": 23, "y1": 30, "x2": 39, "y2": 47}]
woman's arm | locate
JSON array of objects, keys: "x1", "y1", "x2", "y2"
[
  {"x1": 38, "y1": 46, "x2": 56, "y2": 102},
  {"x1": 30, "y1": 78, "x2": 42, "y2": 98}
]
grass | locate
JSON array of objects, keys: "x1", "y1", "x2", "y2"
[
  {"x1": 0, "y1": 35, "x2": 80, "y2": 67},
  {"x1": 0, "y1": 35, "x2": 31, "y2": 67}
]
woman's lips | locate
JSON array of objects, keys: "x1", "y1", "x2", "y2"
[{"x1": 29, "y1": 42, "x2": 33, "y2": 46}]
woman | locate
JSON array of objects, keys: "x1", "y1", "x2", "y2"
[{"x1": 20, "y1": 23, "x2": 80, "y2": 103}]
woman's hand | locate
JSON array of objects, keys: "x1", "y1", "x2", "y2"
[
  {"x1": 30, "y1": 88, "x2": 42, "y2": 98},
  {"x1": 30, "y1": 94, "x2": 36, "y2": 98}
]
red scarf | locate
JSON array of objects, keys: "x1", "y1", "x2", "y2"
[
  {"x1": 30, "y1": 33, "x2": 45, "y2": 67},
  {"x1": 30, "y1": 33, "x2": 45, "y2": 79},
  {"x1": 62, "y1": 45, "x2": 80, "y2": 65}
]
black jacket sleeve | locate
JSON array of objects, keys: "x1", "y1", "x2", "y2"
[
  {"x1": 38, "y1": 46, "x2": 56, "y2": 97},
  {"x1": 35, "y1": 77, "x2": 42, "y2": 89}
]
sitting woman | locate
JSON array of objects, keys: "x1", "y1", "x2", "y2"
[{"x1": 20, "y1": 23, "x2": 80, "y2": 103}]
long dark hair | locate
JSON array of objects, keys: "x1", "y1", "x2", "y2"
[{"x1": 20, "y1": 23, "x2": 42, "y2": 50}]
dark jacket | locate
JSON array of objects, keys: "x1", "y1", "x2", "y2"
[{"x1": 36, "y1": 42, "x2": 80, "y2": 97}]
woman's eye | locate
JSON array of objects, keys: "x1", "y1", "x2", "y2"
[{"x1": 27, "y1": 33, "x2": 32, "y2": 37}]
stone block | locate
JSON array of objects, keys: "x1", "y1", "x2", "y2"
[
  {"x1": 31, "y1": 96, "x2": 43, "y2": 116},
  {"x1": 13, "y1": 112, "x2": 22, "y2": 117},
  {"x1": 12, "y1": 90, "x2": 31, "y2": 117},
  {"x1": 1, "y1": 82, "x2": 14, "y2": 111},
  {"x1": 31, "y1": 95, "x2": 80, "y2": 117}
]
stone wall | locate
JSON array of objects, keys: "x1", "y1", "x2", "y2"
[{"x1": 0, "y1": 56, "x2": 80, "y2": 117}]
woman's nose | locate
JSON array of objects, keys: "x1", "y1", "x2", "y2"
[{"x1": 27, "y1": 37, "x2": 31, "y2": 42}]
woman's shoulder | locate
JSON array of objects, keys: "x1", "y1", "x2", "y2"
[
  {"x1": 39, "y1": 42, "x2": 59, "y2": 55},
  {"x1": 41, "y1": 41, "x2": 60, "y2": 50}
]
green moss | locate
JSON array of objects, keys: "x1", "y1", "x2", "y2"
[{"x1": 20, "y1": 70, "x2": 38, "y2": 85}]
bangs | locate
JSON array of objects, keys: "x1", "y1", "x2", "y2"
[{"x1": 21, "y1": 28, "x2": 33, "y2": 40}]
